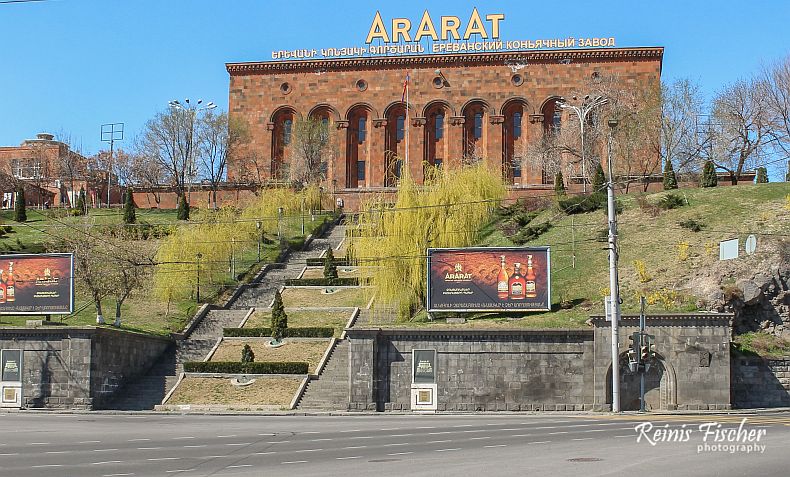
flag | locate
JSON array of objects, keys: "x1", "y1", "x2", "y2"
[{"x1": 401, "y1": 72, "x2": 410, "y2": 102}]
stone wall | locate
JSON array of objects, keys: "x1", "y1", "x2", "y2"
[
  {"x1": 732, "y1": 356, "x2": 790, "y2": 408},
  {"x1": 347, "y1": 329, "x2": 595, "y2": 412},
  {"x1": 0, "y1": 327, "x2": 170, "y2": 409}
]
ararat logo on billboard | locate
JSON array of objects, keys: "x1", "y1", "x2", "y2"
[{"x1": 427, "y1": 247, "x2": 550, "y2": 313}]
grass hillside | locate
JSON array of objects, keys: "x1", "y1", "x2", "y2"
[{"x1": 413, "y1": 182, "x2": 789, "y2": 329}]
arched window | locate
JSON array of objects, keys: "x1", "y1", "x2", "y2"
[
  {"x1": 462, "y1": 101, "x2": 488, "y2": 160},
  {"x1": 384, "y1": 104, "x2": 407, "y2": 187},
  {"x1": 474, "y1": 113, "x2": 483, "y2": 139},
  {"x1": 435, "y1": 114, "x2": 444, "y2": 140},
  {"x1": 283, "y1": 119, "x2": 293, "y2": 145},
  {"x1": 423, "y1": 103, "x2": 448, "y2": 174},
  {"x1": 396, "y1": 115, "x2": 405, "y2": 141},
  {"x1": 543, "y1": 99, "x2": 562, "y2": 135},
  {"x1": 513, "y1": 112, "x2": 522, "y2": 139},
  {"x1": 358, "y1": 117, "x2": 366, "y2": 143},
  {"x1": 502, "y1": 101, "x2": 526, "y2": 184},
  {"x1": 271, "y1": 108, "x2": 295, "y2": 180},
  {"x1": 346, "y1": 106, "x2": 370, "y2": 188}
]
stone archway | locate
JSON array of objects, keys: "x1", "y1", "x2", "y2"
[{"x1": 605, "y1": 352, "x2": 677, "y2": 411}]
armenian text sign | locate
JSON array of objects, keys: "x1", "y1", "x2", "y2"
[
  {"x1": 0, "y1": 254, "x2": 74, "y2": 315},
  {"x1": 427, "y1": 247, "x2": 550, "y2": 313}
]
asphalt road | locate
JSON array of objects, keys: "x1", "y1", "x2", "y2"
[{"x1": 0, "y1": 412, "x2": 788, "y2": 476}]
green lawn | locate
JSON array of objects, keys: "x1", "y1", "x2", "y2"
[
  {"x1": 281, "y1": 287, "x2": 370, "y2": 308},
  {"x1": 244, "y1": 308, "x2": 354, "y2": 336}
]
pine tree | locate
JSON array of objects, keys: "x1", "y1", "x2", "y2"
[
  {"x1": 76, "y1": 187, "x2": 87, "y2": 215},
  {"x1": 241, "y1": 344, "x2": 255, "y2": 363},
  {"x1": 663, "y1": 159, "x2": 678, "y2": 190},
  {"x1": 755, "y1": 167, "x2": 768, "y2": 184},
  {"x1": 123, "y1": 188, "x2": 136, "y2": 224},
  {"x1": 14, "y1": 185, "x2": 26, "y2": 222},
  {"x1": 701, "y1": 160, "x2": 718, "y2": 188},
  {"x1": 554, "y1": 171, "x2": 566, "y2": 197},
  {"x1": 177, "y1": 194, "x2": 189, "y2": 220},
  {"x1": 271, "y1": 289, "x2": 288, "y2": 344},
  {"x1": 592, "y1": 162, "x2": 606, "y2": 193},
  {"x1": 323, "y1": 247, "x2": 338, "y2": 281}
]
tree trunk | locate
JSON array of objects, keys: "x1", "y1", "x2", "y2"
[
  {"x1": 114, "y1": 300, "x2": 122, "y2": 327},
  {"x1": 94, "y1": 295, "x2": 104, "y2": 324}
]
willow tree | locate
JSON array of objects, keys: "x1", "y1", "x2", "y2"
[{"x1": 349, "y1": 161, "x2": 506, "y2": 319}]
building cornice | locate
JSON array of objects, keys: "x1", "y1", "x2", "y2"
[{"x1": 226, "y1": 47, "x2": 664, "y2": 75}]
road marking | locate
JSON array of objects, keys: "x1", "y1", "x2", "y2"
[
  {"x1": 217, "y1": 435, "x2": 237, "y2": 438},
  {"x1": 302, "y1": 431, "x2": 320, "y2": 434},
  {"x1": 342, "y1": 445, "x2": 367, "y2": 449},
  {"x1": 435, "y1": 448, "x2": 461, "y2": 452},
  {"x1": 129, "y1": 438, "x2": 151, "y2": 442},
  {"x1": 614, "y1": 435, "x2": 633, "y2": 438},
  {"x1": 387, "y1": 452, "x2": 413, "y2": 456},
  {"x1": 548, "y1": 431, "x2": 569, "y2": 435},
  {"x1": 510, "y1": 434, "x2": 533, "y2": 437},
  {"x1": 32, "y1": 464, "x2": 63, "y2": 468},
  {"x1": 389, "y1": 434, "x2": 414, "y2": 437},
  {"x1": 258, "y1": 433, "x2": 275, "y2": 436},
  {"x1": 0, "y1": 453, "x2": 19, "y2": 456},
  {"x1": 294, "y1": 448, "x2": 323, "y2": 452},
  {"x1": 572, "y1": 438, "x2": 594, "y2": 441},
  {"x1": 172, "y1": 437, "x2": 195, "y2": 440},
  {"x1": 530, "y1": 441, "x2": 551, "y2": 444},
  {"x1": 29, "y1": 442, "x2": 50, "y2": 445},
  {"x1": 205, "y1": 456, "x2": 227, "y2": 459},
  {"x1": 309, "y1": 438, "x2": 333, "y2": 442},
  {"x1": 417, "y1": 426, "x2": 436, "y2": 429},
  {"x1": 350, "y1": 436, "x2": 373, "y2": 439},
  {"x1": 380, "y1": 428, "x2": 400, "y2": 431},
  {"x1": 92, "y1": 461, "x2": 123, "y2": 465},
  {"x1": 46, "y1": 450, "x2": 69, "y2": 454},
  {"x1": 80, "y1": 440, "x2": 102, "y2": 444},
  {"x1": 226, "y1": 464, "x2": 253, "y2": 469},
  {"x1": 484, "y1": 444, "x2": 508, "y2": 448},
  {"x1": 427, "y1": 440, "x2": 452, "y2": 444},
  {"x1": 147, "y1": 457, "x2": 181, "y2": 461},
  {"x1": 382, "y1": 443, "x2": 409, "y2": 447},
  {"x1": 183, "y1": 445, "x2": 206, "y2": 448},
  {"x1": 103, "y1": 474, "x2": 134, "y2": 476},
  {"x1": 427, "y1": 431, "x2": 453, "y2": 435},
  {"x1": 453, "y1": 425, "x2": 474, "y2": 428},
  {"x1": 267, "y1": 440, "x2": 290, "y2": 444},
  {"x1": 337, "y1": 456, "x2": 361, "y2": 460},
  {"x1": 94, "y1": 448, "x2": 120, "y2": 452},
  {"x1": 137, "y1": 447, "x2": 163, "y2": 450},
  {"x1": 340, "y1": 429, "x2": 361, "y2": 433},
  {"x1": 500, "y1": 428, "x2": 519, "y2": 431},
  {"x1": 469, "y1": 437, "x2": 491, "y2": 440},
  {"x1": 255, "y1": 452, "x2": 276, "y2": 455},
  {"x1": 226, "y1": 443, "x2": 252, "y2": 446},
  {"x1": 281, "y1": 461, "x2": 308, "y2": 464},
  {"x1": 165, "y1": 470, "x2": 194, "y2": 474}
]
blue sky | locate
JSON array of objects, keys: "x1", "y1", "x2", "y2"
[{"x1": 2, "y1": 0, "x2": 790, "y2": 157}]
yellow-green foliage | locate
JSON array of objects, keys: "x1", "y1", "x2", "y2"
[
  {"x1": 632, "y1": 260, "x2": 652, "y2": 283},
  {"x1": 785, "y1": 194, "x2": 790, "y2": 211},
  {"x1": 644, "y1": 288, "x2": 684, "y2": 310},
  {"x1": 349, "y1": 162, "x2": 506, "y2": 318},
  {"x1": 239, "y1": 187, "x2": 310, "y2": 237},
  {"x1": 676, "y1": 241, "x2": 690, "y2": 261}
]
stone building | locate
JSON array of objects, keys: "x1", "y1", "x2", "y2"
[{"x1": 226, "y1": 47, "x2": 663, "y2": 210}]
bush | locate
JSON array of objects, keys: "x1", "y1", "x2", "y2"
[
  {"x1": 554, "y1": 171, "x2": 566, "y2": 197},
  {"x1": 755, "y1": 167, "x2": 768, "y2": 184},
  {"x1": 658, "y1": 193, "x2": 686, "y2": 210},
  {"x1": 558, "y1": 192, "x2": 607, "y2": 214},
  {"x1": 241, "y1": 343, "x2": 255, "y2": 363},
  {"x1": 271, "y1": 290, "x2": 287, "y2": 342},
  {"x1": 324, "y1": 248, "x2": 338, "y2": 280},
  {"x1": 678, "y1": 218, "x2": 705, "y2": 232},
  {"x1": 591, "y1": 163, "x2": 607, "y2": 193},
  {"x1": 76, "y1": 187, "x2": 87, "y2": 215},
  {"x1": 511, "y1": 211, "x2": 540, "y2": 227},
  {"x1": 224, "y1": 327, "x2": 335, "y2": 338},
  {"x1": 636, "y1": 195, "x2": 660, "y2": 217},
  {"x1": 288, "y1": 237, "x2": 305, "y2": 250},
  {"x1": 284, "y1": 277, "x2": 358, "y2": 286},
  {"x1": 123, "y1": 188, "x2": 136, "y2": 224},
  {"x1": 701, "y1": 160, "x2": 717, "y2": 187},
  {"x1": 183, "y1": 361, "x2": 308, "y2": 374},
  {"x1": 512, "y1": 222, "x2": 552, "y2": 245},
  {"x1": 14, "y1": 186, "x2": 26, "y2": 222},
  {"x1": 177, "y1": 194, "x2": 189, "y2": 220},
  {"x1": 663, "y1": 160, "x2": 678, "y2": 190}
]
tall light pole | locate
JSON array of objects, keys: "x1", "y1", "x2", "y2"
[
  {"x1": 558, "y1": 95, "x2": 608, "y2": 193},
  {"x1": 606, "y1": 118, "x2": 622, "y2": 413},
  {"x1": 168, "y1": 99, "x2": 216, "y2": 204},
  {"x1": 100, "y1": 123, "x2": 124, "y2": 208}
]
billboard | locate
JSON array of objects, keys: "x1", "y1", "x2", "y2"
[
  {"x1": 0, "y1": 254, "x2": 74, "y2": 315},
  {"x1": 427, "y1": 247, "x2": 550, "y2": 313}
]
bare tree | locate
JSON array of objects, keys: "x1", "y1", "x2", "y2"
[
  {"x1": 138, "y1": 108, "x2": 192, "y2": 195},
  {"x1": 288, "y1": 117, "x2": 333, "y2": 186},
  {"x1": 196, "y1": 112, "x2": 248, "y2": 209},
  {"x1": 762, "y1": 56, "x2": 790, "y2": 167},
  {"x1": 655, "y1": 79, "x2": 709, "y2": 177},
  {"x1": 710, "y1": 78, "x2": 771, "y2": 183}
]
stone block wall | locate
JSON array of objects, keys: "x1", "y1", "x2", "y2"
[
  {"x1": 0, "y1": 327, "x2": 170, "y2": 409},
  {"x1": 732, "y1": 356, "x2": 790, "y2": 408}
]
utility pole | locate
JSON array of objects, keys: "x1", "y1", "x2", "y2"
[
  {"x1": 256, "y1": 221, "x2": 262, "y2": 262},
  {"x1": 639, "y1": 296, "x2": 646, "y2": 413},
  {"x1": 606, "y1": 118, "x2": 622, "y2": 413},
  {"x1": 196, "y1": 252, "x2": 202, "y2": 302},
  {"x1": 101, "y1": 123, "x2": 123, "y2": 208}
]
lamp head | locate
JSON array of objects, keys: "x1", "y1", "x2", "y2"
[{"x1": 608, "y1": 118, "x2": 619, "y2": 129}]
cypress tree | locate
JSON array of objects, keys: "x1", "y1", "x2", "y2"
[
  {"x1": 177, "y1": 194, "x2": 189, "y2": 220},
  {"x1": 701, "y1": 160, "x2": 718, "y2": 188},
  {"x1": 755, "y1": 167, "x2": 768, "y2": 184},
  {"x1": 592, "y1": 162, "x2": 606, "y2": 193},
  {"x1": 241, "y1": 344, "x2": 255, "y2": 363},
  {"x1": 76, "y1": 187, "x2": 87, "y2": 215},
  {"x1": 123, "y1": 188, "x2": 136, "y2": 224},
  {"x1": 554, "y1": 171, "x2": 566, "y2": 197},
  {"x1": 323, "y1": 247, "x2": 338, "y2": 281},
  {"x1": 663, "y1": 159, "x2": 678, "y2": 190},
  {"x1": 271, "y1": 289, "x2": 288, "y2": 344},
  {"x1": 14, "y1": 185, "x2": 26, "y2": 222}
]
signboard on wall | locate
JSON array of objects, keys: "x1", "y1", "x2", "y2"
[
  {"x1": 0, "y1": 254, "x2": 74, "y2": 315},
  {"x1": 427, "y1": 247, "x2": 550, "y2": 313}
]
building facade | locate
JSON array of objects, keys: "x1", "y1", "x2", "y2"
[{"x1": 226, "y1": 47, "x2": 663, "y2": 209}]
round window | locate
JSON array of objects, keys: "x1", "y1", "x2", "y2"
[
  {"x1": 432, "y1": 76, "x2": 444, "y2": 89},
  {"x1": 511, "y1": 74, "x2": 524, "y2": 86},
  {"x1": 280, "y1": 82, "x2": 292, "y2": 95},
  {"x1": 355, "y1": 79, "x2": 368, "y2": 92}
]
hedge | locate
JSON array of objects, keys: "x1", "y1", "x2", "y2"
[
  {"x1": 223, "y1": 327, "x2": 335, "y2": 338},
  {"x1": 183, "y1": 361, "x2": 309, "y2": 374},
  {"x1": 306, "y1": 257, "x2": 352, "y2": 267},
  {"x1": 284, "y1": 277, "x2": 359, "y2": 286}
]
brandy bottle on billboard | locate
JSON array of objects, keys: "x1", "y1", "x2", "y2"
[
  {"x1": 525, "y1": 255, "x2": 537, "y2": 298},
  {"x1": 496, "y1": 255, "x2": 509, "y2": 299},
  {"x1": 6, "y1": 261, "x2": 15, "y2": 302},
  {"x1": 508, "y1": 262, "x2": 525, "y2": 300},
  {"x1": 0, "y1": 269, "x2": 6, "y2": 304}
]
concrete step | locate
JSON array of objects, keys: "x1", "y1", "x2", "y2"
[{"x1": 298, "y1": 340, "x2": 349, "y2": 410}]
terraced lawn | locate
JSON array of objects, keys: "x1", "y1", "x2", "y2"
[
  {"x1": 210, "y1": 339, "x2": 331, "y2": 374},
  {"x1": 166, "y1": 376, "x2": 301, "y2": 407},
  {"x1": 243, "y1": 309, "x2": 354, "y2": 336}
]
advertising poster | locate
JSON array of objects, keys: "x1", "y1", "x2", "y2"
[
  {"x1": 0, "y1": 254, "x2": 74, "y2": 315},
  {"x1": 427, "y1": 247, "x2": 550, "y2": 313}
]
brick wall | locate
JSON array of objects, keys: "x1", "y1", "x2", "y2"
[{"x1": 732, "y1": 356, "x2": 790, "y2": 408}]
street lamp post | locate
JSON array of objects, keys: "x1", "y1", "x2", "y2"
[
  {"x1": 606, "y1": 118, "x2": 622, "y2": 413},
  {"x1": 196, "y1": 252, "x2": 202, "y2": 303},
  {"x1": 168, "y1": 99, "x2": 216, "y2": 205},
  {"x1": 256, "y1": 221, "x2": 262, "y2": 262},
  {"x1": 558, "y1": 95, "x2": 608, "y2": 193}
]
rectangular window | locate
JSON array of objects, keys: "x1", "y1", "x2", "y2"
[
  {"x1": 474, "y1": 113, "x2": 483, "y2": 139},
  {"x1": 512, "y1": 158, "x2": 522, "y2": 178},
  {"x1": 396, "y1": 115, "x2": 405, "y2": 141},
  {"x1": 434, "y1": 158, "x2": 443, "y2": 169},
  {"x1": 435, "y1": 114, "x2": 444, "y2": 140},
  {"x1": 357, "y1": 161, "x2": 365, "y2": 181},
  {"x1": 358, "y1": 117, "x2": 366, "y2": 143},
  {"x1": 552, "y1": 111, "x2": 562, "y2": 133},
  {"x1": 394, "y1": 159, "x2": 403, "y2": 179},
  {"x1": 283, "y1": 119, "x2": 292, "y2": 145},
  {"x1": 513, "y1": 112, "x2": 522, "y2": 139}
]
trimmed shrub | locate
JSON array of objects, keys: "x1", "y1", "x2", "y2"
[
  {"x1": 756, "y1": 167, "x2": 768, "y2": 184},
  {"x1": 224, "y1": 327, "x2": 335, "y2": 338},
  {"x1": 183, "y1": 361, "x2": 308, "y2": 374},
  {"x1": 284, "y1": 277, "x2": 358, "y2": 286},
  {"x1": 591, "y1": 162, "x2": 607, "y2": 193},
  {"x1": 324, "y1": 247, "x2": 338, "y2": 280},
  {"x1": 306, "y1": 257, "x2": 351, "y2": 267},
  {"x1": 663, "y1": 160, "x2": 678, "y2": 190},
  {"x1": 177, "y1": 194, "x2": 189, "y2": 220},
  {"x1": 512, "y1": 222, "x2": 552, "y2": 245},
  {"x1": 701, "y1": 160, "x2": 717, "y2": 187},
  {"x1": 241, "y1": 343, "x2": 255, "y2": 363},
  {"x1": 558, "y1": 192, "x2": 606, "y2": 214},
  {"x1": 658, "y1": 193, "x2": 686, "y2": 210},
  {"x1": 271, "y1": 290, "x2": 287, "y2": 342},
  {"x1": 76, "y1": 187, "x2": 87, "y2": 215},
  {"x1": 554, "y1": 171, "x2": 566, "y2": 196},
  {"x1": 13, "y1": 185, "x2": 26, "y2": 222},
  {"x1": 123, "y1": 188, "x2": 136, "y2": 224}
]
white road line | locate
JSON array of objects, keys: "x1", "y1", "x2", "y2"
[
  {"x1": 94, "y1": 448, "x2": 120, "y2": 452},
  {"x1": 294, "y1": 448, "x2": 323, "y2": 453},
  {"x1": 302, "y1": 431, "x2": 320, "y2": 434},
  {"x1": 183, "y1": 445, "x2": 206, "y2": 448},
  {"x1": 0, "y1": 453, "x2": 19, "y2": 456},
  {"x1": 342, "y1": 445, "x2": 367, "y2": 449},
  {"x1": 461, "y1": 430, "x2": 486, "y2": 434},
  {"x1": 469, "y1": 437, "x2": 491, "y2": 440},
  {"x1": 530, "y1": 441, "x2": 551, "y2": 444},
  {"x1": 337, "y1": 456, "x2": 361, "y2": 460},
  {"x1": 267, "y1": 440, "x2": 290, "y2": 444},
  {"x1": 349, "y1": 436, "x2": 373, "y2": 439},
  {"x1": 500, "y1": 428, "x2": 520, "y2": 431},
  {"x1": 32, "y1": 464, "x2": 63, "y2": 468},
  {"x1": 427, "y1": 431, "x2": 453, "y2": 435},
  {"x1": 137, "y1": 447, "x2": 163, "y2": 450},
  {"x1": 46, "y1": 450, "x2": 68, "y2": 454},
  {"x1": 453, "y1": 425, "x2": 474, "y2": 428},
  {"x1": 484, "y1": 444, "x2": 508, "y2": 448},
  {"x1": 614, "y1": 435, "x2": 633, "y2": 438},
  {"x1": 416, "y1": 426, "x2": 436, "y2": 429},
  {"x1": 80, "y1": 440, "x2": 102, "y2": 444},
  {"x1": 427, "y1": 440, "x2": 452, "y2": 444},
  {"x1": 104, "y1": 473, "x2": 134, "y2": 476},
  {"x1": 435, "y1": 448, "x2": 461, "y2": 452},
  {"x1": 165, "y1": 470, "x2": 194, "y2": 474},
  {"x1": 226, "y1": 464, "x2": 253, "y2": 469},
  {"x1": 382, "y1": 443, "x2": 409, "y2": 447},
  {"x1": 281, "y1": 461, "x2": 308, "y2": 464},
  {"x1": 128, "y1": 438, "x2": 150, "y2": 442},
  {"x1": 309, "y1": 438, "x2": 333, "y2": 442},
  {"x1": 92, "y1": 461, "x2": 123, "y2": 465},
  {"x1": 205, "y1": 456, "x2": 227, "y2": 459},
  {"x1": 172, "y1": 437, "x2": 195, "y2": 440},
  {"x1": 389, "y1": 434, "x2": 414, "y2": 437},
  {"x1": 510, "y1": 434, "x2": 533, "y2": 437},
  {"x1": 387, "y1": 452, "x2": 414, "y2": 456},
  {"x1": 257, "y1": 433, "x2": 275, "y2": 436},
  {"x1": 147, "y1": 457, "x2": 181, "y2": 461},
  {"x1": 255, "y1": 452, "x2": 276, "y2": 455},
  {"x1": 548, "y1": 431, "x2": 569, "y2": 435},
  {"x1": 226, "y1": 443, "x2": 252, "y2": 446},
  {"x1": 29, "y1": 442, "x2": 50, "y2": 445},
  {"x1": 217, "y1": 435, "x2": 237, "y2": 438},
  {"x1": 380, "y1": 428, "x2": 400, "y2": 431},
  {"x1": 339, "y1": 429, "x2": 361, "y2": 433},
  {"x1": 572, "y1": 438, "x2": 594, "y2": 441}
]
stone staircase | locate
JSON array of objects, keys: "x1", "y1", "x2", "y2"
[{"x1": 297, "y1": 339, "x2": 350, "y2": 410}]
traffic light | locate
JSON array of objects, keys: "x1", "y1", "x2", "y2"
[
  {"x1": 629, "y1": 332, "x2": 642, "y2": 365},
  {"x1": 640, "y1": 344, "x2": 649, "y2": 362},
  {"x1": 646, "y1": 334, "x2": 657, "y2": 358}
]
